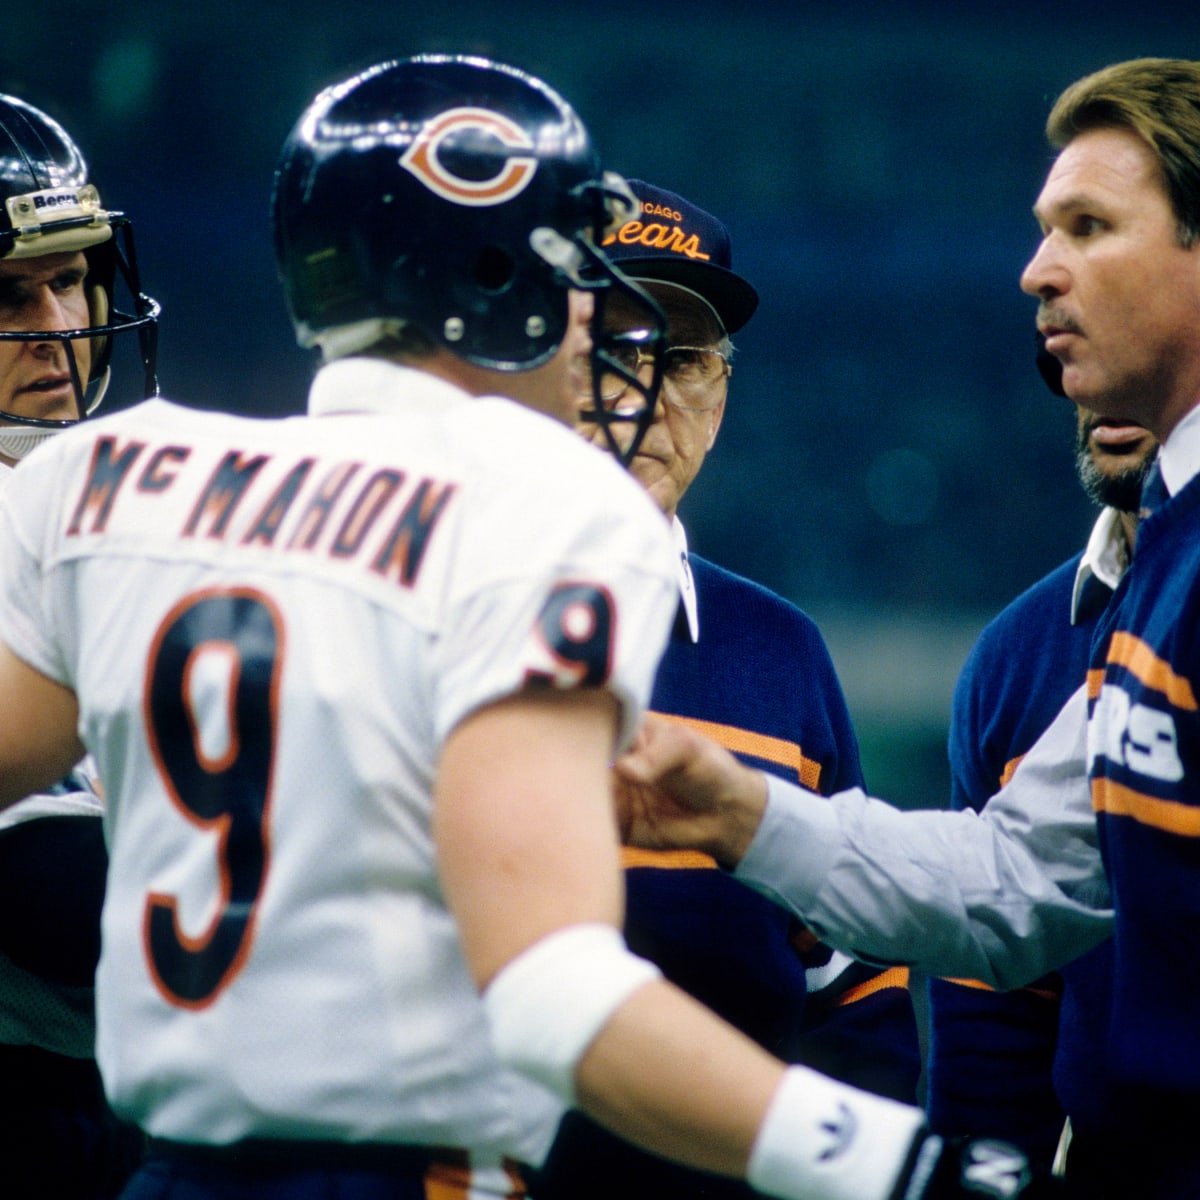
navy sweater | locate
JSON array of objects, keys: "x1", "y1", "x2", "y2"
[
  {"x1": 1085, "y1": 472, "x2": 1200, "y2": 1178},
  {"x1": 534, "y1": 555, "x2": 919, "y2": 1199}
]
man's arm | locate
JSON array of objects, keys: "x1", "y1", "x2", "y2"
[
  {"x1": 0, "y1": 641, "x2": 84, "y2": 809},
  {"x1": 435, "y1": 687, "x2": 945, "y2": 1200},
  {"x1": 617, "y1": 691, "x2": 1113, "y2": 990},
  {"x1": 436, "y1": 687, "x2": 786, "y2": 1177}
]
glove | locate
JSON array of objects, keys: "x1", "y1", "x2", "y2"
[
  {"x1": 746, "y1": 1065, "x2": 1065, "y2": 1200},
  {"x1": 897, "y1": 1134, "x2": 1067, "y2": 1199}
]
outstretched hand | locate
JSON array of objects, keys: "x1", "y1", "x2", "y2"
[{"x1": 614, "y1": 713, "x2": 768, "y2": 869}]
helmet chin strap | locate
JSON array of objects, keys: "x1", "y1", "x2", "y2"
[{"x1": 0, "y1": 423, "x2": 60, "y2": 461}]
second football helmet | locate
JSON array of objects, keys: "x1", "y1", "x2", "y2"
[
  {"x1": 271, "y1": 54, "x2": 665, "y2": 464},
  {"x1": 0, "y1": 94, "x2": 159, "y2": 461}
]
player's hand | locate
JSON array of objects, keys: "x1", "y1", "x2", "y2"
[
  {"x1": 897, "y1": 1134, "x2": 1068, "y2": 1199},
  {"x1": 613, "y1": 713, "x2": 767, "y2": 867}
]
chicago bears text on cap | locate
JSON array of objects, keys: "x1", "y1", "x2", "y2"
[{"x1": 600, "y1": 179, "x2": 758, "y2": 333}]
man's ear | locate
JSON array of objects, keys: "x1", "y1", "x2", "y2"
[{"x1": 705, "y1": 396, "x2": 727, "y2": 450}]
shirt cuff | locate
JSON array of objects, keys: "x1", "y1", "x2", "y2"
[{"x1": 732, "y1": 773, "x2": 843, "y2": 917}]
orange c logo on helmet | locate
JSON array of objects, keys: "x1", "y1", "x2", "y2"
[{"x1": 400, "y1": 106, "x2": 538, "y2": 207}]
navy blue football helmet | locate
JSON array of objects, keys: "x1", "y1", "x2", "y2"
[
  {"x1": 271, "y1": 54, "x2": 665, "y2": 465},
  {"x1": 0, "y1": 94, "x2": 159, "y2": 460}
]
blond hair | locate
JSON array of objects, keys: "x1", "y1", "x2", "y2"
[{"x1": 1047, "y1": 57, "x2": 1200, "y2": 247}]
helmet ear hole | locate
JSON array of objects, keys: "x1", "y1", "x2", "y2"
[
  {"x1": 472, "y1": 246, "x2": 516, "y2": 294},
  {"x1": 87, "y1": 282, "x2": 112, "y2": 382}
]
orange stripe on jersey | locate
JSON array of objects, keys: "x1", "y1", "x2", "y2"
[
  {"x1": 424, "y1": 1161, "x2": 466, "y2": 1200},
  {"x1": 1092, "y1": 777, "x2": 1200, "y2": 836},
  {"x1": 622, "y1": 847, "x2": 717, "y2": 869},
  {"x1": 938, "y1": 976, "x2": 1059, "y2": 1002},
  {"x1": 654, "y1": 711, "x2": 823, "y2": 791},
  {"x1": 425, "y1": 1155, "x2": 527, "y2": 1199},
  {"x1": 1105, "y1": 632, "x2": 1199, "y2": 710},
  {"x1": 835, "y1": 966, "x2": 909, "y2": 1007}
]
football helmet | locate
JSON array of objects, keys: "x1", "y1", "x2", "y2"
[
  {"x1": 0, "y1": 94, "x2": 159, "y2": 461},
  {"x1": 271, "y1": 54, "x2": 665, "y2": 465}
]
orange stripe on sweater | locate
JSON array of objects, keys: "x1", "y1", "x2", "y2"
[
  {"x1": 835, "y1": 966, "x2": 910, "y2": 1006},
  {"x1": 1092, "y1": 777, "x2": 1200, "y2": 836},
  {"x1": 1105, "y1": 632, "x2": 1198, "y2": 710},
  {"x1": 654, "y1": 711, "x2": 822, "y2": 790}
]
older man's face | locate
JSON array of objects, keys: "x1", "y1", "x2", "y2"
[{"x1": 584, "y1": 282, "x2": 728, "y2": 519}]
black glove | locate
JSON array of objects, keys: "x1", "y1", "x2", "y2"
[{"x1": 896, "y1": 1134, "x2": 1067, "y2": 1199}]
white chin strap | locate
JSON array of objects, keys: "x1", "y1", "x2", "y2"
[{"x1": 0, "y1": 424, "x2": 60, "y2": 461}]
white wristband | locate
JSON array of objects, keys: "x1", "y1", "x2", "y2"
[
  {"x1": 482, "y1": 922, "x2": 662, "y2": 1103},
  {"x1": 748, "y1": 1064, "x2": 927, "y2": 1200}
]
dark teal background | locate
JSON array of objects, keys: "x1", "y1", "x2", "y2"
[{"x1": 6, "y1": 1, "x2": 1194, "y2": 804}]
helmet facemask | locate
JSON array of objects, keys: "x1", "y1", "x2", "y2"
[
  {"x1": 531, "y1": 173, "x2": 668, "y2": 468},
  {"x1": 0, "y1": 212, "x2": 160, "y2": 462},
  {"x1": 579, "y1": 254, "x2": 666, "y2": 468}
]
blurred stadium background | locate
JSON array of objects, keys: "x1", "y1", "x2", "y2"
[{"x1": 6, "y1": 0, "x2": 1197, "y2": 807}]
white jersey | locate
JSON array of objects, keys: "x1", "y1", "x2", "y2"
[{"x1": 0, "y1": 359, "x2": 677, "y2": 1163}]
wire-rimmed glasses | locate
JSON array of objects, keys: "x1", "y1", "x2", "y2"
[{"x1": 579, "y1": 342, "x2": 731, "y2": 412}]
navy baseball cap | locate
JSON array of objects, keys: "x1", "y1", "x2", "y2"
[{"x1": 601, "y1": 180, "x2": 759, "y2": 333}]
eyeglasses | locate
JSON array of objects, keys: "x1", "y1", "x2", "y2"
[{"x1": 578, "y1": 344, "x2": 731, "y2": 412}]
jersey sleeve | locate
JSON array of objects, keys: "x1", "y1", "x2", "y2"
[
  {"x1": 0, "y1": 459, "x2": 70, "y2": 686},
  {"x1": 431, "y1": 473, "x2": 676, "y2": 752}
]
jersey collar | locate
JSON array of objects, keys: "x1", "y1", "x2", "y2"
[
  {"x1": 672, "y1": 516, "x2": 700, "y2": 643},
  {"x1": 1070, "y1": 506, "x2": 1129, "y2": 625},
  {"x1": 307, "y1": 357, "x2": 470, "y2": 418},
  {"x1": 1159, "y1": 402, "x2": 1200, "y2": 500}
]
